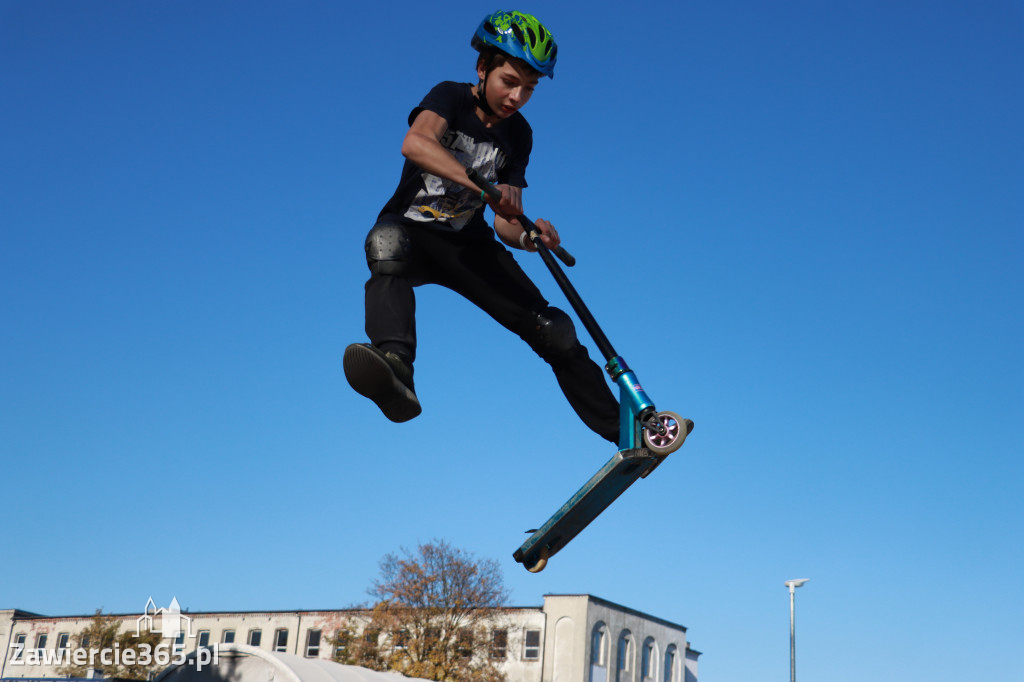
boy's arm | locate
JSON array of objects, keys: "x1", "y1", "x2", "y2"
[
  {"x1": 404, "y1": 109, "x2": 561, "y2": 251},
  {"x1": 403, "y1": 110, "x2": 524, "y2": 220}
]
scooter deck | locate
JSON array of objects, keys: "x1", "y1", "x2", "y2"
[{"x1": 513, "y1": 448, "x2": 663, "y2": 572}]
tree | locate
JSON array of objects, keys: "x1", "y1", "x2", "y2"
[
  {"x1": 58, "y1": 611, "x2": 163, "y2": 680},
  {"x1": 333, "y1": 540, "x2": 510, "y2": 682}
]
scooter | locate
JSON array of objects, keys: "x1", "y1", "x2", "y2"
[{"x1": 468, "y1": 168, "x2": 694, "y2": 572}]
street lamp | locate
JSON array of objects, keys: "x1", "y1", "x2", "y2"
[{"x1": 784, "y1": 579, "x2": 809, "y2": 682}]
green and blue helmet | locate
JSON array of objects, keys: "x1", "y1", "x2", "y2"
[{"x1": 471, "y1": 10, "x2": 557, "y2": 78}]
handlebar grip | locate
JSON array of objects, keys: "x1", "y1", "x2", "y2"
[{"x1": 553, "y1": 244, "x2": 576, "y2": 267}]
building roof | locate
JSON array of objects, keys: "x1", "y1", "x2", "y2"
[
  {"x1": 545, "y1": 594, "x2": 688, "y2": 633},
  {"x1": 4, "y1": 594, "x2": 687, "y2": 632}
]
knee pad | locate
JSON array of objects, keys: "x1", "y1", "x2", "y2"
[
  {"x1": 526, "y1": 306, "x2": 579, "y2": 357},
  {"x1": 365, "y1": 222, "x2": 413, "y2": 276}
]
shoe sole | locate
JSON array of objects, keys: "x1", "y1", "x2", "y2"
[{"x1": 343, "y1": 344, "x2": 422, "y2": 423}]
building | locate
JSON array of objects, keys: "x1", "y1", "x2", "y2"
[{"x1": 1, "y1": 595, "x2": 699, "y2": 682}]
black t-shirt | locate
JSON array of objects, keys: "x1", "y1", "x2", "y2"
[{"x1": 378, "y1": 81, "x2": 533, "y2": 232}]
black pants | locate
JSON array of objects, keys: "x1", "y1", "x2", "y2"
[{"x1": 362, "y1": 218, "x2": 620, "y2": 444}]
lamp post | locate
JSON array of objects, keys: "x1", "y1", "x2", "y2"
[{"x1": 784, "y1": 579, "x2": 809, "y2": 682}]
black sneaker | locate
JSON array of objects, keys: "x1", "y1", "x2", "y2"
[{"x1": 343, "y1": 343, "x2": 421, "y2": 423}]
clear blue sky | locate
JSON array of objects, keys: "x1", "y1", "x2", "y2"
[{"x1": 2, "y1": 2, "x2": 1021, "y2": 681}]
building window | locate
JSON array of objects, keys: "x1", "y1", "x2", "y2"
[
  {"x1": 174, "y1": 632, "x2": 186, "y2": 654},
  {"x1": 222, "y1": 630, "x2": 235, "y2": 644},
  {"x1": 198, "y1": 631, "x2": 211, "y2": 648},
  {"x1": 490, "y1": 629, "x2": 508, "y2": 660},
  {"x1": 424, "y1": 627, "x2": 441, "y2": 653},
  {"x1": 456, "y1": 629, "x2": 473, "y2": 659},
  {"x1": 274, "y1": 629, "x2": 289, "y2": 653},
  {"x1": 590, "y1": 622, "x2": 609, "y2": 682},
  {"x1": 641, "y1": 639, "x2": 656, "y2": 680},
  {"x1": 306, "y1": 630, "x2": 321, "y2": 658},
  {"x1": 57, "y1": 633, "x2": 70, "y2": 652},
  {"x1": 664, "y1": 646, "x2": 677, "y2": 682},
  {"x1": 591, "y1": 623, "x2": 607, "y2": 666},
  {"x1": 616, "y1": 631, "x2": 633, "y2": 682},
  {"x1": 248, "y1": 629, "x2": 262, "y2": 647},
  {"x1": 35, "y1": 634, "x2": 48, "y2": 654},
  {"x1": 11, "y1": 634, "x2": 25, "y2": 662},
  {"x1": 523, "y1": 630, "x2": 541, "y2": 660}
]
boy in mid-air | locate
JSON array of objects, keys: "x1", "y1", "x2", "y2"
[{"x1": 344, "y1": 10, "x2": 620, "y2": 445}]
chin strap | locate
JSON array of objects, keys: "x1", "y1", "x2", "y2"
[{"x1": 474, "y1": 78, "x2": 497, "y2": 117}]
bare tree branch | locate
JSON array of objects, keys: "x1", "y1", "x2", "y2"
[{"x1": 332, "y1": 540, "x2": 510, "y2": 682}]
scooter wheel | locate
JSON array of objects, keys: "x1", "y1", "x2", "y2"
[
  {"x1": 526, "y1": 547, "x2": 550, "y2": 573},
  {"x1": 642, "y1": 411, "x2": 692, "y2": 456}
]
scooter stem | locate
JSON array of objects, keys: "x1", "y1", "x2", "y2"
[{"x1": 467, "y1": 169, "x2": 667, "y2": 452}]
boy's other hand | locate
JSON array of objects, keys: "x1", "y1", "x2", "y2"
[{"x1": 531, "y1": 218, "x2": 561, "y2": 251}]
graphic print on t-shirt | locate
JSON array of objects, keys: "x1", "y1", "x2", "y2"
[{"x1": 405, "y1": 128, "x2": 507, "y2": 231}]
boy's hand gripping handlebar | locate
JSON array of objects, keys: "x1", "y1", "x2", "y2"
[{"x1": 466, "y1": 167, "x2": 576, "y2": 267}]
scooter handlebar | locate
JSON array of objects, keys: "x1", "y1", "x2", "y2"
[{"x1": 467, "y1": 168, "x2": 576, "y2": 267}]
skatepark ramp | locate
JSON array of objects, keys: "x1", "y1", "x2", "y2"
[{"x1": 154, "y1": 644, "x2": 420, "y2": 682}]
